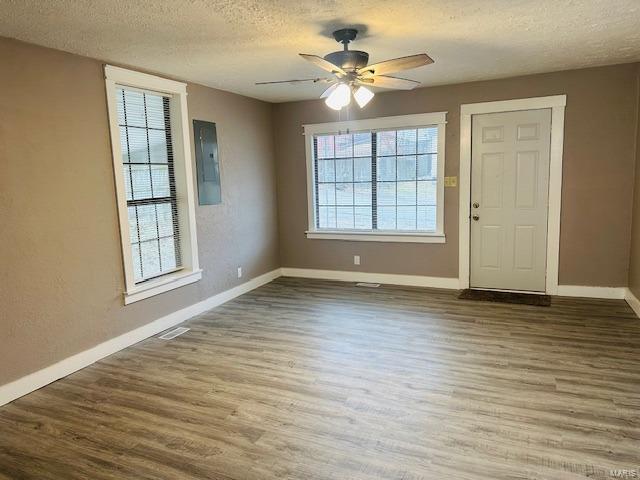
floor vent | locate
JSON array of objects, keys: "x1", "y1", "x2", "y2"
[
  {"x1": 356, "y1": 282, "x2": 381, "y2": 288},
  {"x1": 159, "y1": 327, "x2": 190, "y2": 340}
]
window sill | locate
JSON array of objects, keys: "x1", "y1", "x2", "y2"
[
  {"x1": 305, "y1": 230, "x2": 446, "y2": 244},
  {"x1": 124, "y1": 269, "x2": 202, "y2": 305}
]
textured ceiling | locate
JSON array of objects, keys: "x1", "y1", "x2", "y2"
[{"x1": 2, "y1": 0, "x2": 640, "y2": 102}]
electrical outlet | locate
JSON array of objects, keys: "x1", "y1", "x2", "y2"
[
  {"x1": 237, "y1": 267, "x2": 242, "y2": 278},
  {"x1": 354, "y1": 255, "x2": 360, "y2": 265}
]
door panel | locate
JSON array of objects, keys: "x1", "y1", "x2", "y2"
[
  {"x1": 470, "y1": 109, "x2": 551, "y2": 292},
  {"x1": 480, "y1": 226, "x2": 502, "y2": 269},
  {"x1": 515, "y1": 151, "x2": 539, "y2": 208},
  {"x1": 513, "y1": 225, "x2": 535, "y2": 270},
  {"x1": 481, "y1": 153, "x2": 504, "y2": 208}
]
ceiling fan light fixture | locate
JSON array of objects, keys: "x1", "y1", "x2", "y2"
[
  {"x1": 325, "y1": 83, "x2": 351, "y2": 110},
  {"x1": 353, "y1": 86, "x2": 374, "y2": 108}
]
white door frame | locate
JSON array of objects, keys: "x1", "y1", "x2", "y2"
[{"x1": 459, "y1": 95, "x2": 567, "y2": 294}]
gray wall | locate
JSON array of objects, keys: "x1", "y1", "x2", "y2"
[
  {"x1": 273, "y1": 64, "x2": 639, "y2": 287},
  {"x1": 627, "y1": 66, "x2": 640, "y2": 298},
  {"x1": 0, "y1": 37, "x2": 280, "y2": 384}
]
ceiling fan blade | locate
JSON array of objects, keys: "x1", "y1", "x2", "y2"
[
  {"x1": 299, "y1": 54, "x2": 346, "y2": 76},
  {"x1": 360, "y1": 75, "x2": 421, "y2": 90},
  {"x1": 255, "y1": 77, "x2": 331, "y2": 85},
  {"x1": 358, "y1": 54, "x2": 434, "y2": 76},
  {"x1": 320, "y1": 83, "x2": 338, "y2": 99}
]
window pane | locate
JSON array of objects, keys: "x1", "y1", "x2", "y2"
[
  {"x1": 123, "y1": 165, "x2": 133, "y2": 201},
  {"x1": 131, "y1": 243, "x2": 143, "y2": 281},
  {"x1": 353, "y1": 157, "x2": 371, "y2": 181},
  {"x1": 119, "y1": 126, "x2": 129, "y2": 162},
  {"x1": 145, "y1": 95, "x2": 166, "y2": 129},
  {"x1": 418, "y1": 205, "x2": 437, "y2": 231},
  {"x1": 397, "y1": 129, "x2": 417, "y2": 155},
  {"x1": 353, "y1": 132, "x2": 371, "y2": 157},
  {"x1": 397, "y1": 181, "x2": 416, "y2": 205},
  {"x1": 317, "y1": 135, "x2": 334, "y2": 159},
  {"x1": 140, "y1": 240, "x2": 161, "y2": 278},
  {"x1": 159, "y1": 237, "x2": 177, "y2": 270},
  {"x1": 127, "y1": 127, "x2": 148, "y2": 163},
  {"x1": 318, "y1": 206, "x2": 336, "y2": 228},
  {"x1": 417, "y1": 180, "x2": 437, "y2": 205},
  {"x1": 377, "y1": 130, "x2": 396, "y2": 156},
  {"x1": 318, "y1": 183, "x2": 335, "y2": 205},
  {"x1": 335, "y1": 183, "x2": 354, "y2": 206},
  {"x1": 355, "y1": 207, "x2": 372, "y2": 229},
  {"x1": 156, "y1": 203, "x2": 175, "y2": 237},
  {"x1": 336, "y1": 207, "x2": 354, "y2": 229},
  {"x1": 136, "y1": 204, "x2": 158, "y2": 241},
  {"x1": 116, "y1": 90, "x2": 127, "y2": 125},
  {"x1": 418, "y1": 154, "x2": 437, "y2": 180},
  {"x1": 335, "y1": 159, "x2": 353, "y2": 182},
  {"x1": 397, "y1": 206, "x2": 417, "y2": 230},
  {"x1": 377, "y1": 157, "x2": 396, "y2": 181},
  {"x1": 377, "y1": 182, "x2": 396, "y2": 205},
  {"x1": 354, "y1": 183, "x2": 371, "y2": 205},
  {"x1": 130, "y1": 164, "x2": 152, "y2": 199},
  {"x1": 317, "y1": 159, "x2": 335, "y2": 183},
  {"x1": 151, "y1": 165, "x2": 170, "y2": 197},
  {"x1": 128, "y1": 206, "x2": 139, "y2": 243},
  {"x1": 335, "y1": 134, "x2": 352, "y2": 158},
  {"x1": 418, "y1": 127, "x2": 438, "y2": 154},
  {"x1": 122, "y1": 90, "x2": 146, "y2": 127},
  {"x1": 148, "y1": 129, "x2": 168, "y2": 163},
  {"x1": 397, "y1": 156, "x2": 417, "y2": 181},
  {"x1": 377, "y1": 206, "x2": 396, "y2": 230}
]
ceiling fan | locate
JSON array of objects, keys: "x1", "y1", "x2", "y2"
[{"x1": 256, "y1": 28, "x2": 434, "y2": 110}]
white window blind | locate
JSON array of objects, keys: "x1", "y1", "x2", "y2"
[
  {"x1": 116, "y1": 87, "x2": 181, "y2": 283},
  {"x1": 313, "y1": 126, "x2": 439, "y2": 232}
]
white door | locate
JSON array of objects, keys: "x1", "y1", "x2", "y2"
[{"x1": 470, "y1": 109, "x2": 551, "y2": 292}]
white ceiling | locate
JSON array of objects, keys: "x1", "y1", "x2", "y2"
[{"x1": 2, "y1": 0, "x2": 640, "y2": 103}]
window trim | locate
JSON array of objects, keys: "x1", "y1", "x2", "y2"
[
  {"x1": 303, "y1": 112, "x2": 447, "y2": 242},
  {"x1": 104, "y1": 65, "x2": 201, "y2": 305}
]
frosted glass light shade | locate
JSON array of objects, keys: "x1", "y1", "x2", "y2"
[
  {"x1": 354, "y1": 86, "x2": 374, "y2": 108},
  {"x1": 325, "y1": 83, "x2": 351, "y2": 110}
]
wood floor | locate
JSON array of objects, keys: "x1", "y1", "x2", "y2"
[{"x1": 1, "y1": 277, "x2": 639, "y2": 480}]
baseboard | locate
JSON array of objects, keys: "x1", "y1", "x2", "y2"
[
  {"x1": 624, "y1": 288, "x2": 640, "y2": 318},
  {"x1": 0, "y1": 268, "x2": 282, "y2": 407},
  {"x1": 555, "y1": 285, "x2": 626, "y2": 299},
  {"x1": 280, "y1": 267, "x2": 459, "y2": 289},
  {"x1": 280, "y1": 269, "x2": 630, "y2": 297}
]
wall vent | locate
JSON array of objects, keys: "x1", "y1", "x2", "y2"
[
  {"x1": 159, "y1": 327, "x2": 190, "y2": 340},
  {"x1": 356, "y1": 282, "x2": 380, "y2": 288}
]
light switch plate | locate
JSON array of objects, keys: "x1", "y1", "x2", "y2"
[{"x1": 444, "y1": 176, "x2": 457, "y2": 187}]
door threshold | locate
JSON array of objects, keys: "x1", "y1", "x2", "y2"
[
  {"x1": 469, "y1": 287, "x2": 547, "y2": 295},
  {"x1": 460, "y1": 289, "x2": 551, "y2": 307}
]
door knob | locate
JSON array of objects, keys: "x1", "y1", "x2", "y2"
[
  {"x1": 473, "y1": 202, "x2": 479, "y2": 208},
  {"x1": 472, "y1": 214, "x2": 480, "y2": 221}
]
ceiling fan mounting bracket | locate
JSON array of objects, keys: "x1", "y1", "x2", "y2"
[{"x1": 332, "y1": 28, "x2": 358, "y2": 47}]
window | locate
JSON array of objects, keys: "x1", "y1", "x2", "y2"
[
  {"x1": 105, "y1": 66, "x2": 201, "y2": 304},
  {"x1": 304, "y1": 113, "x2": 446, "y2": 243}
]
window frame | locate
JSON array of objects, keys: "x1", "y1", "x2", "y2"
[
  {"x1": 303, "y1": 112, "x2": 447, "y2": 243},
  {"x1": 105, "y1": 65, "x2": 201, "y2": 305}
]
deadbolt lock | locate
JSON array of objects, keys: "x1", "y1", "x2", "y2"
[
  {"x1": 472, "y1": 202, "x2": 479, "y2": 208},
  {"x1": 472, "y1": 214, "x2": 480, "y2": 221}
]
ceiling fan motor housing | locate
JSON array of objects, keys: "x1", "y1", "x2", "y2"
[
  {"x1": 325, "y1": 28, "x2": 369, "y2": 71},
  {"x1": 324, "y1": 50, "x2": 369, "y2": 71}
]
